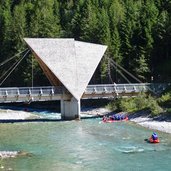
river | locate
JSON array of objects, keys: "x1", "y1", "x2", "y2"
[{"x1": 0, "y1": 110, "x2": 171, "y2": 171}]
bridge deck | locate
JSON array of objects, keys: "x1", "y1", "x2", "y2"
[{"x1": 0, "y1": 83, "x2": 169, "y2": 103}]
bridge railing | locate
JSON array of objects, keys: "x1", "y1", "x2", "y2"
[
  {"x1": 85, "y1": 84, "x2": 147, "y2": 94},
  {"x1": 0, "y1": 83, "x2": 169, "y2": 96},
  {"x1": 85, "y1": 83, "x2": 170, "y2": 95},
  {"x1": 0, "y1": 86, "x2": 63, "y2": 97},
  {"x1": 0, "y1": 83, "x2": 170, "y2": 102}
]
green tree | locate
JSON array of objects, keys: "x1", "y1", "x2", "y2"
[
  {"x1": 133, "y1": 53, "x2": 149, "y2": 81},
  {"x1": 136, "y1": 1, "x2": 158, "y2": 81},
  {"x1": 79, "y1": 0, "x2": 99, "y2": 42},
  {"x1": 58, "y1": 0, "x2": 76, "y2": 37},
  {"x1": 120, "y1": 0, "x2": 136, "y2": 71},
  {"x1": 96, "y1": 7, "x2": 111, "y2": 83},
  {"x1": 69, "y1": 0, "x2": 84, "y2": 39},
  {"x1": 29, "y1": 0, "x2": 61, "y2": 38},
  {"x1": 11, "y1": 2, "x2": 26, "y2": 51},
  {"x1": 23, "y1": 0, "x2": 61, "y2": 85},
  {"x1": 0, "y1": 0, "x2": 171, "y2": 85},
  {"x1": 0, "y1": 0, "x2": 13, "y2": 58},
  {"x1": 152, "y1": 3, "x2": 171, "y2": 81},
  {"x1": 96, "y1": 7, "x2": 111, "y2": 45},
  {"x1": 108, "y1": 0, "x2": 124, "y2": 83}
]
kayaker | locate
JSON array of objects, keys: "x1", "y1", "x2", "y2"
[
  {"x1": 102, "y1": 116, "x2": 107, "y2": 122},
  {"x1": 151, "y1": 132, "x2": 158, "y2": 141},
  {"x1": 148, "y1": 132, "x2": 160, "y2": 143}
]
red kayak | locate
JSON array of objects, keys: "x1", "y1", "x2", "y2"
[
  {"x1": 102, "y1": 116, "x2": 128, "y2": 123},
  {"x1": 149, "y1": 137, "x2": 160, "y2": 143}
]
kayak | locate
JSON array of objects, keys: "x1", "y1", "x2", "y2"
[
  {"x1": 103, "y1": 116, "x2": 128, "y2": 123},
  {"x1": 149, "y1": 137, "x2": 160, "y2": 143}
]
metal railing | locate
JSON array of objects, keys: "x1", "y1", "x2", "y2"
[
  {"x1": 0, "y1": 86, "x2": 65, "y2": 103},
  {"x1": 0, "y1": 83, "x2": 169, "y2": 103},
  {"x1": 85, "y1": 83, "x2": 169, "y2": 94},
  {"x1": 83, "y1": 83, "x2": 170, "y2": 99},
  {"x1": 0, "y1": 86, "x2": 63, "y2": 96}
]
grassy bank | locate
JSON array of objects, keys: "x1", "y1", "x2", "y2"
[{"x1": 106, "y1": 90, "x2": 171, "y2": 117}]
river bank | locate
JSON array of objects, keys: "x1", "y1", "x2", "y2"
[
  {"x1": 0, "y1": 109, "x2": 39, "y2": 120},
  {"x1": 129, "y1": 110, "x2": 171, "y2": 134},
  {"x1": 0, "y1": 107, "x2": 171, "y2": 134},
  {"x1": 81, "y1": 108, "x2": 171, "y2": 134}
]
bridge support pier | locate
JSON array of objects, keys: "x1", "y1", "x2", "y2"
[{"x1": 61, "y1": 97, "x2": 80, "y2": 120}]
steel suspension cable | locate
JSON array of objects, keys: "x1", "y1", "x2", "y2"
[
  {"x1": 0, "y1": 59, "x2": 19, "y2": 81},
  {"x1": 110, "y1": 59, "x2": 157, "y2": 95},
  {"x1": 110, "y1": 62, "x2": 131, "y2": 83},
  {"x1": 107, "y1": 58, "x2": 113, "y2": 83},
  {"x1": 0, "y1": 48, "x2": 28, "y2": 67},
  {"x1": 110, "y1": 59, "x2": 143, "y2": 83},
  {"x1": 0, "y1": 49, "x2": 30, "y2": 86},
  {"x1": 32, "y1": 55, "x2": 34, "y2": 88}
]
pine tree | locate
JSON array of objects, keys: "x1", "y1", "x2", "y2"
[
  {"x1": 96, "y1": 7, "x2": 111, "y2": 83},
  {"x1": 29, "y1": 0, "x2": 61, "y2": 38},
  {"x1": 109, "y1": 0, "x2": 124, "y2": 63},
  {"x1": 0, "y1": 0, "x2": 171, "y2": 84},
  {"x1": 11, "y1": 2, "x2": 26, "y2": 51},
  {"x1": 96, "y1": 7, "x2": 111, "y2": 45},
  {"x1": 137, "y1": 1, "x2": 158, "y2": 81},
  {"x1": 58, "y1": 0, "x2": 76, "y2": 37},
  {"x1": 79, "y1": 0, "x2": 99, "y2": 42},
  {"x1": 0, "y1": 0, "x2": 13, "y2": 58},
  {"x1": 120, "y1": 0, "x2": 136, "y2": 72},
  {"x1": 69, "y1": 0, "x2": 84, "y2": 39},
  {"x1": 133, "y1": 53, "x2": 149, "y2": 81}
]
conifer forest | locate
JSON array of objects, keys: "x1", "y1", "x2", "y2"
[{"x1": 0, "y1": 0, "x2": 171, "y2": 87}]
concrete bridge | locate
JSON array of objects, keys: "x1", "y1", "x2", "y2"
[
  {"x1": 1, "y1": 38, "x2": 170, "y2": 120},
  {"x1": 0, "y1": 83, "x2": 169, "y2": 113},
  {"x1": 0, "y1": 83, "x2": 168, "y2": 103}
]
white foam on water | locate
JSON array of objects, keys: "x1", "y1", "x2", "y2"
[{"x1": 117, "y1": 146, "x2": 145, "y2": 154}]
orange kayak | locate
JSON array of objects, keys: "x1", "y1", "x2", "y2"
[{"x1": 149, "y1": 137, "x2": 160, "y2": 143}]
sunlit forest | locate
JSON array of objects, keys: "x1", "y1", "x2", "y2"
[{"x1": 0, "y1": 0, "x2": 171, "y2": 87}]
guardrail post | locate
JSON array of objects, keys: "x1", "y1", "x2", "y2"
[
  {"x1": 50, "y1": 88, "x2": 54, "y2": 95},
  {"x1": 133, "y1": 86, "x2": 136, "y2": 92},
  {"x1": 93, "y1": 87, "x2": 96, "y2": 94},
  {"x1": 39, "y1": 88, "x2": 43, "y2": 95},
  {"x1": 50, "y1": 88, "x2": 54, "y2": 99},
  {"x1": 5, "y1": 90, "x2": 8, "y2": 96},
  {"x1": 38, "y1": 88, "x2": 43, "y2": 99},
  {"x1": 114, "y1": 87, "x2": 117, "y2": 92},
  {"x1": 16, "y1": 89, "x2": 20, "y2": 100},
  {"x1": 17, "y1": 89, "x2": 20, "y2": 96},
  {"x1": 103, "y1": 87, "x2": 107, "y2": 93},
  {"x1": 26, "y1": 89, "x2": 32, "y2": 102},
  {"x1": 123, "y1": 86, "x2": 127, "y2": 92},
  {"x1": 28, "y1": 89, "x2": 31, "y2": 96},
  {"x1": 143, "y1": 86, "x2": 146, "y2": 92},
  {"x1": 3, "y1": 90, "x2": 8, "y2": 100}
]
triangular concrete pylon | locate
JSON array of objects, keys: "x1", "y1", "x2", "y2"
[{"x1": 24, "y1": 38, "x2": 107, "y2": 100}]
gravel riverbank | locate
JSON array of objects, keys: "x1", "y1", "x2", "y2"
[
  {"x1": 129, "y1": 110, "x2": 171, "y2": 134},
  {"x1": 0, "y1": 107, "x2": 171, "y2": 134},
  {"x1": 0, "y1": 109, "x2": 39, "y2": 120},
  {"x1": 82, "y1": 108, "x2": 171, "y2": 134}
]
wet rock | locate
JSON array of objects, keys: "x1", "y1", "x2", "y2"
[{"x1": 0, "y1": 151, "x2": 32, "y2": 158}]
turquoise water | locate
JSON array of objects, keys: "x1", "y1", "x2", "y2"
[{"x1": 0, "y1": 115, "x2": 171, "y2": 170}]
